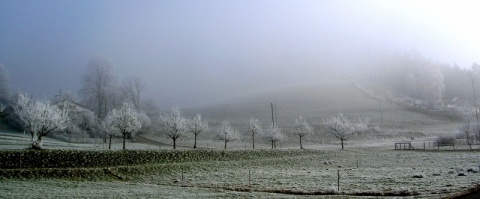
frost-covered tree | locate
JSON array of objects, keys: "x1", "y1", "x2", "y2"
[
  {"x1": 247, "y1": 118, "x2": 262, "y2": 149},
  {"x1": 324, "y1": 113, "x2": 357, "y2": 150},
  {"x1": 217, "y1": 121, "x2": 239, "y2": 149},
  {"x1": 263, "y1": 125, "x2": 284, "y2": 149},
  {"x1": 64, "y1": 108, "x2": 99, "y2": 138},
  {"x1": 137, "y1": 111, "x2": 152, "y2": 133},
  {"x1": 121, "y1": 76, "x2": 144, "y2": 110},
  {"x1": 102, "y1": 102, "x2": 141, "y2": 150},
  {"x1": 469, "y1": 69, "x2": 480, "y2": 141},
  {"x1": 459, "y1": 118, "x2": 475, "y2": 150},
  {"x1": 52, "y1": 94, "x2": 99, "y2": 138},
  {"x1": 158, "y1": 107, "x2": 187, "y2": 149},
  {"x1": 0, "y1": 64, "x2": 11, "y2": 104},
  {"x1": 359, "y1": 51, "x2": 445, "y2": 108},
  {"x1": 79, "y1": 56, "x2": 117, "y2": 119},
  {"x1": 188, "y1": 114, "x2": 208, "y2": 149},
  {"x1": 293, "y1": 116, "x2": 313, "y2": 149},
  {"x1": 13, "y1": 92, "x2": 69, "y2": 149},
  {"x1": 51, "y1": 90, "x2": 77, "y2": 104},
  {"x1": 416, "y1": 65, "x2": 444, "y2": 108}
]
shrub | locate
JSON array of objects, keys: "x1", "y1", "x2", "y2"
[{"x1": 435, "y1": 136, "x2": 455, "y2": 146}]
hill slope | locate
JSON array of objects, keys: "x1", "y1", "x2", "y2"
[{"x1": 184, "y1": 76, "x2": 453, "y2": 132}]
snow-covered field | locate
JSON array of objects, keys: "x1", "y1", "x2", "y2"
[
  {"x1": 1, "y1": 123, "x2": 479, "y2": 198},
  {"x1": 1, "y1": 138, "x2": 479, "y2": 198},
  {"x1": 136, "y1": 149, "x2": 479, "y2": 198}
]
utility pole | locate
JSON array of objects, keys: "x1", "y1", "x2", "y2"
[
  {"x1": 271, "y1": 103, "x2": 275, "y2": 128},
  {"x1": 274, "y1": 103, "x2": 277, "y2": 127},
  {"x1": 104, "y1": 97, "x2": 107, "y2": 144},
  {"x1": 55, "y1": 89, "x2": 62, "y2": 102},
  {"x1": 378, "y1": 100, "x2": 383, "y2": 126}
]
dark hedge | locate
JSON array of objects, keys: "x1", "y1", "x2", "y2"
[{"x1": 0, "y1": 149, "x2": 323, "y2": 169}]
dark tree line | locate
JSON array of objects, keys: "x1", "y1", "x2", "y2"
[{"x1": 358, "y1": 51, "x2": 475, "y2": 109}]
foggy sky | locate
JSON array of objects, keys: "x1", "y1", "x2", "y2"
[{"x1": 1, "y1": 0, "x2": 480, "y2": 108}]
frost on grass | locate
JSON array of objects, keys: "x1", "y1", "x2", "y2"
[{"x1": 139, "y1": 150, "x2": 480, "y2": 198}]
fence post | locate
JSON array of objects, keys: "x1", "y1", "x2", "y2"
[
  {"x1": 249, "y1": 169, "x2": 251, "y2": 188},
  {"x1": 337, "y1": 170, "x2": 340, "y2": 192}
]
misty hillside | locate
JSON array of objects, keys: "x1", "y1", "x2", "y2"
[{"x1": 183, "y1": 72, "x2": 453, "y2": 134}]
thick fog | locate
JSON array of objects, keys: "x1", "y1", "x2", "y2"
[{"x1": 1, "y1": 0, "x2": 480, "y2": 108}]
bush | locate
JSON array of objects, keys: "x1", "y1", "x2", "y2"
[{"x1": 435, "y1": 136, "x2": 456, "y2": 146}]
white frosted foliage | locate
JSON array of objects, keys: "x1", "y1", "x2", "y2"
[
  {"x1": 158, "y1": 106, "x2": 187, "y2": 149},
  {"x1": 217, "y1": 121, "x2": 239, "y2": 149},
  {"x1": 103, "y1": 102, "x2": 141, "y2": 149},
  {"x1": 13, "y1": 92, "x2": 69, "y2": 149}
]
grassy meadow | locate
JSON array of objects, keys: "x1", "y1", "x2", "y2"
[{"x1": 1, "y1": 78, "x2": 477, "y2": 198}]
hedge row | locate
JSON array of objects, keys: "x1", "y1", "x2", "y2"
[
  {"x1": 0, "y1": 163, "x2": 190, "y2": 180},
  {"x1": 0, "y1": 149, "x2": 324, "y2": 169},
  {"x1": 0, "y1": 167, "x2": 109, "y2": 180}
]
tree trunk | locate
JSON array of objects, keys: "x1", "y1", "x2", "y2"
[
  {"x1": 224, "y1": 140, "x2": 227, "y2": 149},
  {"x1": 341, "y1": 139, "x2": 344, "y2": 150},
  {"x1": 173, "y1": 138, "x2": 176, "y2": 149},
  {"x1": 194, "y1": 134, "x2": 197, "y2": 149},
  {"x1": 300, "y1": 136, "x2": 303, "y2": 149},
  {"x1": 122, "y1": 133, "x2": 126, "y2": 150},
  {"x1": 109, "y1": 135, "x2": 113, "y2": 149},
  {"x1": 271, "y1": 140, "x2": 274, "y2": 149},
  {"x1": 31, "y1": 136, "x2": 42, "y2": 150},
  {"x1": 252, "y1": 133, "x2": 255, "y2": 149},
  {"x1": 476, "y1": 108, "x2": 480, "y2": 141}
]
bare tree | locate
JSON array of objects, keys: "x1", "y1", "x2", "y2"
[
  {"x1": 102, "y1": 102, "x2": 141, "y2": 150},
  {"x1": 121, "y1": 76, "x2": 144, "y2": 110},
  {"x1": 158, "y1": 107, "x2": 187, "y2": 149},
  {"x1": 188, "y1": 114, "x2": 208, "y2": 149},
  {"x1": 78, "y1": 56, "x2": 117, "y2": 119},
  {"x1": 460, "y1": 117, "x2": 475, "y2": 150},
  {"x1": 247, "y1": 118, "x2": 262, "y2": 149},
  {"x1": 217, "y1": 121, "x2": 239, "y2": 149},
  {"x1": 13, "y1": 92, "x2": 69, "y2": 149},
  {"x1": 469, "y1": 70, "x2": 480, "y2": 141},
  {"x1": 263, "y1": 125, "x2": 284, "y2": 149},
  {"x1": 293, "y1": 116, "x2": 313, "y2": 149},
  {"x1": 324, "y1": 113, "x2": 356, "y2": 150},
  {"x1": 0, "y1": 64, "x2": 11, "y2": 104}
]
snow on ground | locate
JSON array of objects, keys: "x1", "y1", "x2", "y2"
[
  {"x1": 140, "y1": 149, "x2": 479, "y2": 198},
  {"x1": 1, "y1": 131, "x2": 479, "y2": 198}
]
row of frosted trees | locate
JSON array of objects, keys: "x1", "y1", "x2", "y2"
[
  {"x1": 11, "y1": 91, "x2": 367, "y2": 150},
  {"x1": 158, "y1": 107, "x2": 369, "y2": 150},
  {"x1": 11, "y1": 92, "x2": 143, "y2": 150}
]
